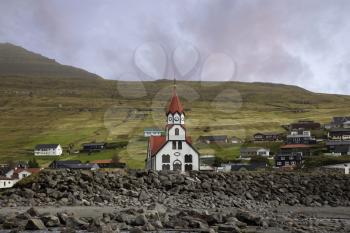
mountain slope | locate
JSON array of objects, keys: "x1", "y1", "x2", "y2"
[{"x1": 0, "y1": 43, "x2": 101, "y2": 79}]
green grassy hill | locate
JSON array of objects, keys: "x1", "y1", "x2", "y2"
[{"x1": 0, "y1": 43, "x2": 350, "y2": 168}]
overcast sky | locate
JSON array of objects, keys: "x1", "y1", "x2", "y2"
[{"x1": 1, "y1": 0, "x2": 350, "y2": 94}]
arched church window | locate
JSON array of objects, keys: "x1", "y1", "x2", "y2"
[
  {"x1": 178, "y1": 141, "x2": 182, "y2": 150},
  {"x1": 185, "y1": 164, "x2": 192, "y2": 171},
  {"x1": 162, "y1": 164, "x2": 170, "y2": 171},
  {"x1": 175, "y1": 128, "x2": 179, "y2": 135},
  {"x1": 173, "y1": 160, "x2": 182, "y2": 171},
  {"x1": 162, "y1": 154, "x2": 170, "y2": 163},
  {"x1": 172, "y1": 141, "x2": 176, "y2": 149},
  {"x1": 185, "y1": 154, "x2": 192, "y2": 163}
]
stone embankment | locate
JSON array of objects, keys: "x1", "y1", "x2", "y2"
[{"x1": 0, "y1": 169, "x2": 349, "y2": 232}]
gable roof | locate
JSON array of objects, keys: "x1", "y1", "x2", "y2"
[
  {"x1": 280, "y1": 144, "x2": 312, "y2": 149},
  {"x1": 35, "y1": 144, "x2": 60, "y2": 150},
  {"x1": 167, "y1": 86, "x2": 184, "y2": 115},
  {"x1": 333, "y1": 116, "x2": 350, "y2": 124},
  {"x1": 148, "y1": 135, "x2": 195, "y2": 157}
]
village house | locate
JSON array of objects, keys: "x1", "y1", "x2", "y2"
[
  {"x1": 326, "y1": 141, "x2": 350, "y2": 156},
  {"x1": 328, "y1": 116, "x2": 350, "y2": 129},
  {"x1": 240, "y1": 147, "x2": 270, "y2": 158},
  {"x1": 49, "y1": 160, "x2": 99, "y2": 170},
  {"x1": 220, "y1": 161, "x2": 267, "y2": 172},
  {"x1": 34, "y1": 144, "x2": 63, "y2": 156},
  {"x1": 286, "y1": 129, "x2": 316, "y2": 144},
  {"x1": 280, "y1": 144, "x2": 312, "y2": 156},
  {"x1": 275, "y1": 152, "x2": 304, "y2": 168},
  {"x1": 322, "y1": 163, "x2": 350, "y2": 175},
  {"x1": 82, "y1": 142, "x2": 106, "y2": 152},
  {"x1": 328, "y1": 128, "x2": 350, "y2": 141},
  {"x1": 199, "y1": 155, "x2": 216, "y2": 171},
  {"x1": 197, "y1": 135, "x2": 229, "y2": 144},
  {"x1": 231, "y1": 136, "x2": 243, "y2": 144},
  {"x1": 0, "y1": 167, "x2": 41, "y2": 189},
  {"x1": 289, "y1": 120, "x2": 321, "y2": 131},
  {"x1": 144, "y1": 128, "x2": 164, "y2": 137},
  {"x1": 91, "y1": 159, "x2": 126, "y2": 168},
  {"x1": 343, "y1": 121, "x2": 350, "y2": 129},
  {"x1": 145, "y1": 84, "x2": 200, "y2": 172},
  {"x1": 253, "y1": 132, "x2": 283, "y2": 142}
]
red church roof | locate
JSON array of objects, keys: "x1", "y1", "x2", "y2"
[
  {"x1": 167, "y1": 86, "x2": 184, "y2": 114},
  {"x1": 149, "y1": 135, "x2": 194, "y2": 157}
]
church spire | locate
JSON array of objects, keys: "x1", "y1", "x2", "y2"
[{"x1": 166, "y1": 79, "x2": 184, "y2": 115}]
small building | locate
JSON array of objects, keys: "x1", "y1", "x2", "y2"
[
  {"x1": 82, "y1": 142, "x2": 106, "y2": 152},
  {"x1": 286, "y1": 129, "x2": 316, "y2": 144},
  {"x1": 289, "y1": 120, "x2": 321, "y2": 130},
  {"x1": 49, "y1": 160, "x2": 99, "y2": 170},
  {"x1": 253, "y1": 132, "x2": 283, "y2": 142},
  {"x1": 34, "y1": 144, "x2": 63, "y2": 156},
  {"x1": 275, "y1": 152, "x2": 304, "y2": 168},
  {"x1": 240, "y1": 147, "x2": 270, "y2": 158},
  {"x1": 91, "y1": 159, "x2": 126, "y2": 168},
  {"x1": 49, "y1": 160, "x2": 82, "y2": 169},
  {"x1": 280, "y1": 144, "x2": 312, "y2": 156},
  {"x1": 144, "y1": 128, "x2": 164, "y2": 137},
  {"x1": 0, "y1": 177, "x2": 16, "y2": 189},
  {"x1": 322, "y1": 163, "x2": 350, "y2": 175},
  {"x1": 330, "y1": 116, "x2": 350, "y2": 128},
  {"x1": 199, "y1": 155, "x2": 216, "y2": 171},
  {"x1": 221, "y1": 162, "x2": 267, "y2": 172},
  {"x1": 197, "y1": 135, "x2": 229, "y2": 144},
  {"x1": 343, "y1": 121, "x2": 350, "y2": 129},
  {"x1": 328, "y1": 128, "x2": 350, "y2": 141},
  {"x1": 231, "y1": 136, "x2": 243, "y2": 144},
  {"x1": 326, "y1": 141, "x2": 350, "y2": 156}
]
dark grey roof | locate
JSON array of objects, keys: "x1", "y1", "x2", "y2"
[
  {"x1": 82, "y1": 142, "x2": 106, "y2": 146},
  {"x1": 333, "y1": 116, "x2": 350, "y2": 124},
  {"x1": 230, "y1": 162, "x2": 267, "y2": 171},
  {"x1": 326, "y1": 141, "x2": 350, "y2": 146},
  {"x1": 329, "y1": 128, "x2": 350, "y2": 132},
  {"x1": 198, "y1": 135, "x2": 228, "y2": 141},
  {"x1": 63, "y1": 163, "x2": 99, "y2": 169},
  {"x1": 254, "y1": 132, "x2": 281, "y2": 136},
  {"x1": 35, "y1": 144, "x2": 60, "y2": 150},
  {"x1": 53, "y1": 160, "x2": 81, "y2": 165}
]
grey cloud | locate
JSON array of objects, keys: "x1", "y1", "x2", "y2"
[{"x1": 0, "y1": 0, "x2": 350, "y2": 94}]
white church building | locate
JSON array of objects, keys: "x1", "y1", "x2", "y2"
[{"x1": 146, "y1": 85, "x2": 200, "y2": 171}]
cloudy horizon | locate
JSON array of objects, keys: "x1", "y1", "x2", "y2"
[{"x1": 1, "y1": 0, "x2": 350, "y2": 94}]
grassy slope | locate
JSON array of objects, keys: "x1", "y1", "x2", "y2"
[{"x1": 0, "y1": 43, "x2": 350, "y2": 168}]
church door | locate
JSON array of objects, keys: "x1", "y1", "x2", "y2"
[{"x1": 173, "y1": 160, "x2": 182, "y2": 171}]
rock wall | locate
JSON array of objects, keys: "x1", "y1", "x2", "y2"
[{"x1": 1, "y1": 169, "x2": 349, "y2": 208}]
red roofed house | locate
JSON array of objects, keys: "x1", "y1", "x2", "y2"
[{"x1": 146, "y1": 83, "x2": 200, "y2": 171}]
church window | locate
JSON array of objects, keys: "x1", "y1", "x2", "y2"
[
  {"x1": 162, "y1": 154, "x2": 170, "y2": 163},
  {"x1": 185, "y1": 164, "x2": 192, "y2": 171},
  {"x1": 162, "y1": 164, "x2": 170, "y2": 171},
  {"x1": 178, "y1": 141, "x2": 182, "y2": 150},
  {"x1": 175, "y1": 128, "x2": 179, "y2": 135},
  {"x1": 185, "y1": 154, "x2": 192, "y2": 163},
  {"x1": 172, "y1": 141, "x2": 176, "y2": 149},
  {"x1": 173, "y1": 160, "x2": 182, "y2": 171}
]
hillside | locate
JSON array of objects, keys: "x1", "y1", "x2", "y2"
[
  {"x1": 0, "y1": 43, "x2": 101, "y2": 79},
  {"x1": 0, "y1": 44, "x2": 350, "y2": 168}
]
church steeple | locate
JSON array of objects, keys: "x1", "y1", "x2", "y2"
[{"x1": 166, "y1": 80, "x2": 185, "y2": 126}]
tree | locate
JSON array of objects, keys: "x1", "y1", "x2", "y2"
[
  {"x1": 112, "y1": 153, "x2": 121, "y2": 165},
  {"x1": 28, "y1": 158, "x2": 39, "y2": 168}
]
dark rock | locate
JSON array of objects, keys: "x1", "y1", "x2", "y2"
[
  {"x1": 26, "y1": 207, "x2": 39, "y2": 217},
  {"x1": 25, "y1": 219, "x2": 46, "y2": 230},
  {"x1": 236, "y1": 210, "x2": 263, "y2": 226}
]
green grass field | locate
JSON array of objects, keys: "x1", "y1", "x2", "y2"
[{"x1": 1, "y1": 77, "x2": 350, "y2": 168}]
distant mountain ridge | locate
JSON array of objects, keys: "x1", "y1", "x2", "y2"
[{"x1": 0, "y1": 43, "x2": 102, "y2": 79}]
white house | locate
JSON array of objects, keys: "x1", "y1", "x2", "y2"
[
  {"x1": 34, "y1": 144, "x2": 63, "y2": 156},
  {"x1": 144, "y1": 128, "x2": 164, "y2": 137},
  {"x1": 1, "y1": 168, "x2": 41, "y2": 189},
  {"x1": 146, "y1": 84, "x2": 200, "y2": 172},
  {"x1": 323, "y1": 163, "x2": 350, "y2": 175}
]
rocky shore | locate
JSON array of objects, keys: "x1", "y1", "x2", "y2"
[{"x1": 0, "y1": 169, "x2": 349, "y2": 232}]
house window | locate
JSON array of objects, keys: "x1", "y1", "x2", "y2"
[
  {"x1": 185, "y1": 164, "x2": 192, "y2": 171},
  {"x1": 172, "y1": 141, "x2": 176, "y2": 149},
  {"x1": 162, "y1": 164, "x2": 170, "y2": 171},
  {"x1": 285, "y1": 161, "x2": 289, "y2": 165},
  {"x1": 280, "y1": 156, "x2": 285, "y2": 160},
  {"x1": 162, "y1": 154, "x2": 170, "y2": 163},
  {"x1": 277, "y1": 162, "x2": 282, "y2": 166},
  {"x1": 175, "y1": 128, "x2": 179, "y2": 135},
  {"x1": 185, "y1": 154, "x2": 192, "y2": 163},
  {"x1": 178, "y1": 141, "x2": 182, "y2": 150},
  {"x1": 291, "y1": 161, "x2": 296, "y2": 165}
]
